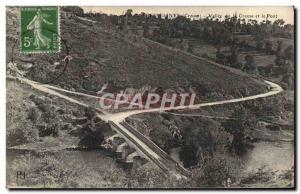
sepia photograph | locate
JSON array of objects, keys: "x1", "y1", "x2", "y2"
[{"x1": 6, "y1": 5, "x2": 295, "y2": 189}]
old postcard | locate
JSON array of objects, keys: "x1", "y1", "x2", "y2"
[{"x1": 6, "y1": 6, "x2": 295, "y2": 189}]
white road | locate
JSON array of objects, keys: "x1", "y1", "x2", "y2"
[
  {"x1": 7, "y1": 75, "x2": 283, "y2": 178},
  {"x1": 108, "y1": 80, "x2": 283, "y2": 122},
  {"x1": 32, "y1": 78, "x2": 283, "y2": 122}
]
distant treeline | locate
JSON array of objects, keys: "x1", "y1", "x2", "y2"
[{"x1": 83, "y1": 9, "x2": 294, "y2": 45}]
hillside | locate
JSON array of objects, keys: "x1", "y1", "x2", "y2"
[
  {"x1": 7, "y1": 7, "x2": 267, "y2": 99},
  {"x1": 6, "y1": 7, "x2": 294, "y2": 188}
]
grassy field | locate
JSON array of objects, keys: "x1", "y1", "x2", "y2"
[
  {"x1": 237, "y1": 51, "x2": 276, "y2": 67},
  {"x1": 7, "y1": 149, "x2": 128, "y2": 188},
  {"x1": 233, "y1": 35, "x2": 293, "y2": 53},
  {"x1": 6, "y1": 8, "x2": 267, "y2": 99}
]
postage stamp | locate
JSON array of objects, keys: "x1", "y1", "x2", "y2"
[
  {"x1": 7, "y1": 6, "x2": 295, "y2": 189},
  {"x1": 20, "y1": 6, "x2": 60, "y2": 53}
]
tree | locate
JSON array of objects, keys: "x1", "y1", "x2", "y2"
[
  {"x1": 125, "y1": 9, "x2": 133, "y2": 16},
  {"x1": 180, "y1": 143, "x2": 200, "y2": 168},
  {"x1": 215, "y1": 47, "x2": 226, "y2": 65},
  {"x1": 265, "y1": 40, "x2": 273, "y2": 54},
  {"x1": 274, "y1": 19, "x2": 285, "y2": 27},
  {"x1": 223, "y1": 107, "x2": 257, "y2": 155},
  {"x1": 243, "y1": 55, "x2": 258, "y2": 75},
  {"x1": 282, "y1": 73, "x2": 294, "y2": 90},
  {"x1": 79, "y1": 125, "x2": 104, "y2": 149},
  {"x1": 276, "y1": 40, "x2": 282, "y2": 54},
  {"x1": 275, "y1": 54, "x2": 285, "y2": 66},
  {"x1": 149, "y1": 127, "x2": 173, "y2": 152},
  {"x1": 256, "y1": 40, "x2": 263, "y2": 51},
  {"x1": 193, "y1": 157, "x2": 231, "y2": 187},
  {"x1": 284, "y1": 46, "x2": 294, "y2": 62},
  {"x1": 179, "y1": 118, "x2": 221, "y2": 168},
  {"x1": 227, "y1": 46, "x2": 239, "y2": 68},
  {"x1": 78, "y1": 108, "x2": 106, "y2": 148}
]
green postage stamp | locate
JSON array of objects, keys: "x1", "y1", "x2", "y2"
[{"x1": 20, "y1": 6, "x2": 60, "y2": 53}]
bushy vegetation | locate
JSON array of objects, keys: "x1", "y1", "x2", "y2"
[
  {"x1": 192, "y1": 156, "x2": 232, "y2": 187},
  {"x1": 7, "y1": 150, "x2": 129, "y2": 188},
  {"x1": 6, "y1": 7, "x2": 268, "y2": 100},
  {"x1": 138, "y1": 113, "x2": 231, "y2": 168},
  {"x1": 85, "y1": 8, "x2": 294, "y2": 90},
  {"x1": 222, "y1": 106, "x2": 257, "y2": 155},
  {"x1": 6, "y1": 81, "x2": 108, "y2": 150}
]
